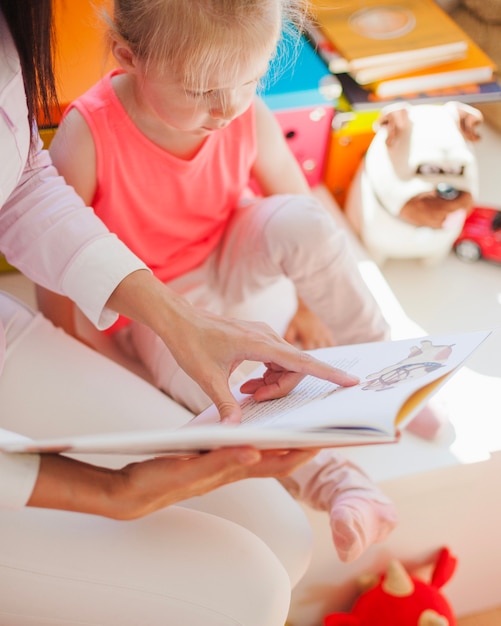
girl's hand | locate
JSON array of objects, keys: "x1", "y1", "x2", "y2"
[
  {"x1": 284, "y1": 299, "x2": 335, "y2": 350},
  {"x1": 29, "y1": 447, "x2": 320, "y2": 519}
]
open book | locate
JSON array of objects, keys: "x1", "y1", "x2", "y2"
[{"x1": 0, "y1": 331, "x2": 490, "y2": 456}]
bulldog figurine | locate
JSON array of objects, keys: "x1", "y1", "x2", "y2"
[{"x1": 345, "y1": 101, "x2": 483, "y2": 266}]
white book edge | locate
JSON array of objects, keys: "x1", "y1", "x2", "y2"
[
  {"x1": 353, "y1": 49, "x2": 468, "y2": 85},
  {"x1": 375, "y1": 67, "x2": 494, "y2": 98},
  {"x1": 330, "y1": 41, "x2": 468, "y2": 74}
]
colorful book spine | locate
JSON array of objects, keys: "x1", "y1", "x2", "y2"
[{"x1": 336, "y1": 71, "x2": 501, "y2": 111}]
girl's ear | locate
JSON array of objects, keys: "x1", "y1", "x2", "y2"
[{"x1": 111, "y1": 38, "x2": 138, "y2": 73}]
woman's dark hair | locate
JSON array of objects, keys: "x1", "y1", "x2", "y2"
[{"x1": 0, "y1": 0, "x2": 58, "y2": 141}]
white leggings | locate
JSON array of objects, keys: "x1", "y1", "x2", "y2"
[
  {"x1": 119, "y1": 194, "x2": 389, "y2": 413},
  {"x1": 0, "y1": 292, "x2": 313, "y2": 626}
]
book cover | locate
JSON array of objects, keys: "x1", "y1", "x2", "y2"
[
  {"x1": 370, "y1": 38, "x2": 496, "y2": 97},
  {"x1": 337, "y1": 71, "x2": 501, "y2": 111},
  {"x1": 0, "y1": 331, "x2": 490, "y2": 455},
  {"x1": 306, "y1": 20, "x2": 466, "y2": 84},
  {"x1": 310, "y1": 0, "x2": 468, "y2": 76}
]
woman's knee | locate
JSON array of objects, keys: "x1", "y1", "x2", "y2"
[
  {"x1": 0, "y1": 505, "x2": 293, "y2": 626},
  {"x1": 180, "y1": 477, "x2": 314, "y2": 587}
]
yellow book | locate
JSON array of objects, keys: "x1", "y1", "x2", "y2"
[
  {"x1": 369, "y1": 37, "x2": 497, "y2": 97},
  {"x1": 311, "y1": 0, "x2": 469, "y2": 79}
]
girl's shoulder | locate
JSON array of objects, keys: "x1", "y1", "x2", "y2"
[{"x1": 73, "y1": 70, "x2": 123, "y2": 114}]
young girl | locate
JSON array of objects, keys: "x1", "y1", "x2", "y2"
[{"x1": 40, "y1": 0, "x2": 397, "y2": 563}]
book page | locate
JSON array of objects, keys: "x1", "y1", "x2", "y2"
[{"x1": 193, "y1": 330, "x2": 491, "y2": 436}]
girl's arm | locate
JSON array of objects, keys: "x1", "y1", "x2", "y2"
[
  {"x1": 251, "y1": 97, "x2": 335, "y2": 349},
  {"x1": 35, "y1": 284, "x2": 78, "y2": 338},
  {"x1": 48, "y1": 107, "x2": 98, "y2": 204},
  {"x1": 251, "y1": 96, "x2": 311, "y2": 196}
]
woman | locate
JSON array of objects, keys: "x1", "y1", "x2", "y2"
[{"x1": 0, "y1": 1, "x2": 356, "y2": 623}]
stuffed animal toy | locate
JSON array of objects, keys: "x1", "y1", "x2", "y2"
[
  {"x1": 323, "y1": 547, "x2": 458, "y2": 626},
  {"x1": 345, "y1": 101, "x2": 483, "y2": 266}
]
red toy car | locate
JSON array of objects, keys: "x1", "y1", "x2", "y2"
[{"x1": 454, "y1": 206, "x2": 501, "y2": 263}]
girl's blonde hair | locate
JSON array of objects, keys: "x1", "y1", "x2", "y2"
[{"x1": 107, "y1": 0, "x2": 310, "y2": 91}]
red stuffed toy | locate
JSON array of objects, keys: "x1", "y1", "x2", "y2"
[{"x1": 324, "y1": 547, "x2": 457, "y2": 626}]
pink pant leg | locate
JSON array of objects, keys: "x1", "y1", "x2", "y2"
[
  {"x1": 215, "y1": 194, "x2": 390, "y2": 345},
  {"x1": 281, "y1": 449, "x2": 398, "y2": 563}
]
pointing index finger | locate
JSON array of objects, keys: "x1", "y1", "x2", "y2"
[{"x1": 280, "y1": 350, "x2": 360, "y2": 386}]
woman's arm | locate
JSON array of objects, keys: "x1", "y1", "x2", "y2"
[
  {"x1": 106, "y1": 269, "x2": 357, "y2": 422},
  {"x1": 28, "y1": 447, "x2": 319, "y2": 518},
  {"x1": 35, "y1": 107, "x2": 99, "y2": 338}
]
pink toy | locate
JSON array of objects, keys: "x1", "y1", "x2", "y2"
[
  {"x1": 274, "y1": 105, "x2": 334, "y2": 186},
  {"x1": 324, "y1": 547, "x2": 458, "y2": 626}
]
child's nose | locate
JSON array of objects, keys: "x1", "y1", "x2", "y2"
[
  {"x1": 209, "y1": 92, "x2": 242, "y2": 121},
  {"x1": 209, "y1": 103, "x2": 236, "y2": 121}
]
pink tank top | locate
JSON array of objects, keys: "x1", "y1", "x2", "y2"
[{"x1": 68, "y1": 70, "x2": 257, "y2": 285}]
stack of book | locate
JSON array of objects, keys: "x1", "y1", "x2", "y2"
[{"x1": 307, "y1": 0, "x2": 501, "y2": 111}]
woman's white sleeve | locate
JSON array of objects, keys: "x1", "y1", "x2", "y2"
[
  {"x1": 0, "y1": 430, "x2": 40, "y2": 509},
  {"x1": 0, "y1": 140, "x2": 149, "y2": 329}
]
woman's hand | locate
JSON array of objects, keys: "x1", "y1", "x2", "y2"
[
  {"x1": 107, "y1": 271, "x2": 359, "y2": 423},
  {"x1": 284, "y1": 298, "x2": 335, "y2": 350},
  {"x1": 28, "y1": 447, "x2": 320, "y2": 519}
]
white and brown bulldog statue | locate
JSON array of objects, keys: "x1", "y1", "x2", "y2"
[{"x1": 345, "y1": 101, "x2": 483, "y2": 266}]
